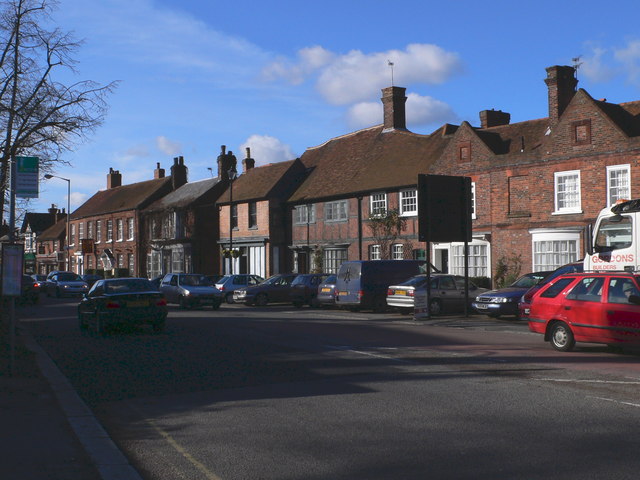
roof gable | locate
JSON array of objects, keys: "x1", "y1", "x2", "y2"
[
  {"x1": 145, "y1": 177, "x2": 223, "y2": 212},
  {"x1": 71, "y1": 177, "x2": 172, "y2": 219}
]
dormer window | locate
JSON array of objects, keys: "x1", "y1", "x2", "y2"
[{"x1": 573, "y1": 120, "x2": 591, "y2": 145}]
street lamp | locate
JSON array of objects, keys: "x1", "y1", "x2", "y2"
[
  {"x1": 228, "y1": 167, "x2": 238, "y2": 275},
  {"x1": 44, "y1": 174, "x2": 71, "y2": 271}
]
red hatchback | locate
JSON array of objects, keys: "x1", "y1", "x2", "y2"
[{"x1": 528, "y1": 272, "x2": 640, "y2": 351}]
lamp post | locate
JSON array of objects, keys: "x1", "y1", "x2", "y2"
[
  {"x1": 44, "y1": 174, "x2": 71, "y2": 271},
  {"x1": 228, "y1": 167, "x2": 237, "y2": 275}
]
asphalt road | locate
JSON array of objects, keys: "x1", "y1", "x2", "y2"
[{"x1": 20, "y1": 296, "x2": 640, "y2": 480}]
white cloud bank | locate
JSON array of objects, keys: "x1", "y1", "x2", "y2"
[
  {"x1": 580, "y1": 39, "x2": 640, "y2": 86},
  {"x1": 239, "y1": 135, "x2": 296, "y2": 170},
  {"x1": 263, "y1": 43, "x2": 463, "y2": 105}
]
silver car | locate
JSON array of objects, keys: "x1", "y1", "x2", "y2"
[
  {"x1": 386, "y1": 274, "x2": 487, "y2": 315},
  {"x1": 215, "y1": 274, "x2": 264, "y2": 303},
  {"x1": 45, "y1": 271, "x2": 89, "y2": 298},
  {"x1": 159, "y1": 273, "x2": 223, "y2": 309}
]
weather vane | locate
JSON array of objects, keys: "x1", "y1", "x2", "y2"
[{"x1": 387, "y1": 60, "x2": 394, "y2": 86}]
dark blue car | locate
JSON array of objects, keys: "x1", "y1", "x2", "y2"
[{"x1": 472, "y1": 271, "x2": 552, "y2": 319}]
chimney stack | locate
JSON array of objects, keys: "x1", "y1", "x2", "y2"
[
  {"x1": 154, "y1": 162, "x2": 165, "y2": 179},
  {"x1": 107, "y1": 167, "x2": 122, "y2": 189},
  {"x1": 242, "y1": 147, "x2": 255, "y2": 172},
  {"x1": 381, "y1": 86, "x2": 407, "y2": 132},
  {"x1": 217, "y1": 145, "x2": 237, "y2": 181},
  {"x1": 170, "y1": 156, "x2": 188, "y2": 190},
  {"x1": 48, "y1": 204, "x2": 59, "y2": 216},
  {"x1": 545, "y1": 65, "x2": 577, "y2": 126},
  {"x1": 479, "y1": 109, "x2": 511, "y2": 128}
]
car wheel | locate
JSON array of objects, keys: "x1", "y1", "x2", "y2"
[
  {"x1": 429, "y1": 299, "x2": 442, "y2": 316},
  {"x1": 293, "y1": 301, "x2": 303, "y2": 308},
  {"x1": 372, "y1": 297, "x2": 387, "y2": 313},
  {"x1": 488, "y1": 313, "x2": 501, "y2": 319},
  {"x1": 549, "y1": 322, "x2": 575, "y2": 352},
  {"x1": 55, "y1": 288, "x2": 62, "y2": 298},
  {"x1": 225, "y1": 293, "x2": 234, "y2": 304},
  {"x1": 255, "y1": 293, "x2": 268, "y2": 306},
  {"x1": 211, "y1": 300, "x2": 221, "y2": 310},
  {"x1": 179, "y1": 296, "x2": 189, "y2": 309},
  {"x1": 78, "y1": 313, "x2": 88, "y2": 331}
]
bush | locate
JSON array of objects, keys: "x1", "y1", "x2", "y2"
[{"x1": 471, "y1": 276, "x2": 491, "y2": 289}]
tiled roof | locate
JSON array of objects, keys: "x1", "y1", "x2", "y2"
[
  {"x1": 218, "y1": 159, "x2": 302, "y2": 204},
  {"x1": 289, "y1": 125, "x2": 451, "y2": 203},
  {"x1": 37, "y1": 218, "x2": 66, "y2": 241},
  {"x1": 20, "y1": 212, "x2": 58, "y2": 234},
  {"x1": 474, "y1": 118, "x2": 549, "y2": 156},
  {"x1": 71, "y1": 177, "x2": 172, "y2": 219},
  {"x1": 145, "y1": 177, "x2": 222, "y2": 212}
]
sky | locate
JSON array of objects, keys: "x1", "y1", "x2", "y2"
[{"x1": 21, "y1": 0, "x2": 640, "y2": 216}]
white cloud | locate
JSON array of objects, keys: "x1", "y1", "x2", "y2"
[
  {"x1": 346, "y1": 93, "x2": 457, "y2": 130},
  {"x1": 156, "y1": 136, "x2": 182, "y2": 156},
  {"x1": 263, "y1": 43, "x2": 463, "y2": 105},
  {"x1": 580, "y1": 47, "x2": 617, "y2": 83},
  {"x1": 614, "y1": 40, "x2": 640, "y2": 85},
  {"x1": 239, "y1": 135, "x2": 296, "y2": 169}
]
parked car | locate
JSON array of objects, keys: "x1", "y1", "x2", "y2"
[
  {"x1": 234, "y1": 274, "x2": 297, "y2": 306},
  {"x1": 19, "y1": 275, "x2": 40, "y2": 305},
  {"x1": 78, "y1": 277, "x2": 168, "y2": 334},
  {"x1": 30, "y1": 273, "x2": 47, "y2": 290},
  {"x1": 81, "y1": 273, "x2": 103, "y2": 288},
  {"x1": 336, "y1": 260, "x2": 430, "y2": 312},
  {"x1": 472, "y1": 271, "x2": 552, "y2": 319},
  {"x1": 290, "y1": 273, "x2": 330, "y2": 308},
  {"x1": 215, "y1": 274, "x2": 264, "y2": 303},
  {"x1": 387, "y1": 273, "x2": 487, "y2": 315},
  {"x1": 159, "y1": 273, "x2": 223, "y2": 309},
  {"x1": 518, "y1": 261, "x2": 583, "y2": 319},
  {"x1": 528, "y1": 272, "x2": 640, "y2": 352},
  {"x1": 45, "y1": 271, "x2": 90, "y2": 298},
  {"x1": 316, "y1": 274, "x2": 338, "y2": 307},
  {"x1": 149, "y1": 275, "x2": 163, "y2": 289}
]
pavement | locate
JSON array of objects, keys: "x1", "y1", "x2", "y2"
[{"x1": 0, "y1": 301, "x2": 142, "y2": 480}]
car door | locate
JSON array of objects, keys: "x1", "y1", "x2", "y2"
[
  {"x1": 433, "y1": 275, "x2": 460, "y2": 312},
  {"x1": 563, "y1": 276, "x2": 607, "y2": 342},
  {"x1": 160, "y1": 274, "x2": 177, "y2": 303},
  {"x1": 605, "y1": 276, "x2": 640, "y2": 343}
]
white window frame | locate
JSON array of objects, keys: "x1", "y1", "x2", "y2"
[
  {"x1": 70, "y1": 224, "x2": 76, "y2": 246},
  {"x1": 127, "y1": 218, "x2": 134, "y2": 241},
  {"x1": 325, "y1": 200, "x2": 348, "y2": 222},
  {"x1": 399, "y1": 189, "x2": 417, "y2": 216},
  {"x1": 96, "y1": 220, "x2": 102, "y2": 243},
  {"x1": 370, "y1": 192, "x2": 387, "y2": 217},
  {"x1": 294, "y1": 204, "x2": 316, "y2": 224},
  {"x1": 554, "y1": 170, "x2": 582, "y2": 214},
  {"x1": 106, "y1": 220, "x2": 113, "y2": 242},
  {"x1": 391, "y1": 244, "x2": 404, "y2": 260},
  {"x1": 323, "y1": 248, "x2": 348, "y2": 274},
  {"x1": 116, "y1": 219, "x2": 124, "y2": 242},
  {"x1": 450, "y1": 240, "x2": 489, "y2": 277},
  {"x1": 369, "y1": 244, "x2": 381, "y2": 260},
  {"x1": 530, "y1": 229, "x2": 580, "y2": 271},
  {"x1": 471, "y1": 182, "x2": 477, "y2": 220},
  {"x1": 606, "y1": 164, "x2": 631, "y2": 207}
]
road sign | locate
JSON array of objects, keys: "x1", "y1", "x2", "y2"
[{"x1": 15, "y1": 156, "x2": 39, "y2": 198}]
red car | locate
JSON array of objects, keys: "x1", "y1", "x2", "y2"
[{"x1": 528, "y1": 272, "x2": 640, "y2": 351}]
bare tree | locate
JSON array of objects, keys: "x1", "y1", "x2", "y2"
[
  {"x1": 367, "y1": 208, "x2": 407, "y2": 260},
  {"x1": 0, "y1": 0, "x2": 117, "y2": 221}
]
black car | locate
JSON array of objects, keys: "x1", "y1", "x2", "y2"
[
  {"x1": 233, "y1": 274, "x2": 297, "y2": 306},
  {"x1": 19, "y1": 275, "x2": 40, "y2": 305},
  {"x1": 81, "y1": 274, "x2": 103, "y2": 288},
  {"x1": 77, "y1": 278, "x2": 168, "y2": 334},
  {"x1": 290, "y1": 273, "x2": 330, "y2": 308},
  {"x1": 472, "y1": 271, "x2": 552, "y2": 318}
]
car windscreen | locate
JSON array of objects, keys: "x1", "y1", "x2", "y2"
[
  {"x1": 511, "y1": 274, "x2": 543, "y2": 288},
  {"x1": 58, "y1": 273, "x2": 82, "y2": 282},
  {"x1": 180, "y1": 275, "x2": 212, "y2": 286}
]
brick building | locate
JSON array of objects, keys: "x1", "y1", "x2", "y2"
[
  {"x1": 66, "y1": 161, "x2": 182, "y2": 276},
  {"x1": 217, "y1": 147, "x2": 307, "y2": 278},
  {"x1": 34, "y1": 217, "x2": 67, "y2": 274},
  {"x1": 20, "y1": 205, "x2": 65, "y2": 274},
  {"x1": 142, "y1": 159, "x2": 228, "y2": 279},
  {"x1": 287, "y1": 65, "x2": 640, "y2": 282}
]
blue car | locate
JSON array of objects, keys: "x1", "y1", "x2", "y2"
[{"x1": 472, "y1": 271, "x2": 551, "y2": 319}]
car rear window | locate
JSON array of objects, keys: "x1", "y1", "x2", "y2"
[{"x1": 540, "y1": 278, "x2": 575, "y2": 298}]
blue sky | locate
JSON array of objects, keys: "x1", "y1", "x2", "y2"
[{"x1": 26, "y1": 0, "x2": 640, "y2": 214}]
